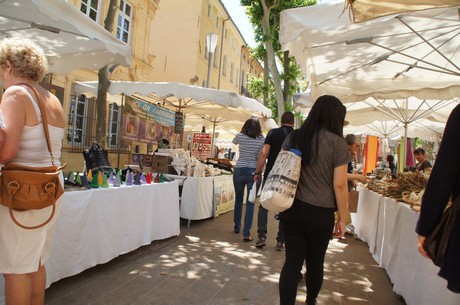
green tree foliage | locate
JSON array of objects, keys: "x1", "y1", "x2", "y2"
[{"x1": 241, "y1": 0, "x2": 315, "y2": 122}]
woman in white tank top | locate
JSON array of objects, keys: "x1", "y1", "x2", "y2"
[{"x1": 0, "y1": 37, "x2": 65, "y2": 305}]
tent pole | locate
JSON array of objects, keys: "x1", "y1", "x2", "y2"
[
  {"x1": 211, "y1": 120, "x2": 217, "y2": 158},
  {"x1": 118, "y1": 93, "x2": 125, "y2": 169},
  {"x1": 403, "y1": 122, "x2": 408, "y2": 170}
]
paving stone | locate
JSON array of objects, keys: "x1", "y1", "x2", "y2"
[{"x1": 45, "y1": 205, "x2": 405, "y2": 305}]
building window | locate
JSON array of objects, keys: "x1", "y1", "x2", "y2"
[
  {"x1": 216, "y1": 16, "x2": 219, "y2": 28},
  {"x1": 67, "y1": 94, "x2": 96, "y2": 148},
  {"x1": 225, "y1": 29, "x2": 228, "y2": 39},
  {"x1": 207, "y1": 4, "x2": 211, "y2": 17},
  {"x1": 213, "y1": 46, "x2": 219, "y2": 68},
  {"x1": 222, "y1": 55, "x2": 227, "y2": 76},
  {"x1": 232, "y1": 38, "x2": 235, "y2": 50},
  {"x1": 117, "y1": 1, "x2": 132, "y2": 44},
  {"x1": 107, "y1": 103, "x2": 121, "y2": 147},
  {"x1": 230, "y1": 63, "x2": 234, "y2": 83},
  {"x1": 80, "y1": 0, "x2": 99, "y2": 22}
]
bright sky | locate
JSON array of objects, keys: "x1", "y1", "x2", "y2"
[
  {"x1": 219, "y1": 1, "x2": 332, "y2": 49},
  {"x1": 220, "y1": 0, "x2": 257, "y2": 48}
]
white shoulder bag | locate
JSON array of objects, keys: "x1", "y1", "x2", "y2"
[{"x1": 260, "y1": 148, "x2": 302, "y2": 212}]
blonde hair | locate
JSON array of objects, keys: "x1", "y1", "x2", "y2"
[{"x1": 0, "y1": 37, "x2": 48, "y2": 82}]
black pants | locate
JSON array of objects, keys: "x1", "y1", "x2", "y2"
[{"x1": 279, "y1": 198, "x2": 335, "y2": 305}]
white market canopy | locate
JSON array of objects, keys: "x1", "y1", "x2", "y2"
[
  {"x1": 280, "y1": 1, "x2": 460, "y2": 102},
  {"x1": 74, "y1": 81, "x2": 274, "y2": 134},
  {"x1": 344, "y1": 118, "x2": 446, "y2": 142},
  {"x1": 0, "y1": 0, "x2": 132, "y2": 73},
  {"x1": 294, "y1": 89, "x2": 459, "y2": 141},
  {"x1": 75, "y1": 81, "x2": 272, "y2": 119},
  {"x1": 346, "y1": 0, "x2": 460, "y2": 23}
]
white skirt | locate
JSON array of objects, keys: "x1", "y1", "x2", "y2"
[{"x1": 0, "y1": 200, "x2": 62, "y2": 274}]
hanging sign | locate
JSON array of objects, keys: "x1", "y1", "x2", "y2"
[
  {"x1": 121, "y1": 96, "x2": 175, "y2": 143},
  {"x1": 174, "y1": 112, "x2": 184, "y2": 134},
  {"x1": 191, "y1": 132, "x2": 212, "y2": 161}
]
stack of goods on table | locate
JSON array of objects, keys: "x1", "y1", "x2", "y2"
[
  {"x1": 366, "y1": 171, "x2": 429, "y2": 211},
  {"x1": 162, "y1": 149, "x2": 223, "y2": 177}
]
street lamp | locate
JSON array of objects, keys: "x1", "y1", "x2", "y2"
[{"x1": 206, "y1": 32, "x2": 218, "y2": 88}]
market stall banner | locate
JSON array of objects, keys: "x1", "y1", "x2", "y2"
[
  {"x1": 192, "y1": 133, "x2": 212, "y2": 161},
  {"x1": 122, "y1": 97, "x2": 176, "y2": 143},
  {"x1": 214, "y1": 175, "x2": 235, "y2": 217}
]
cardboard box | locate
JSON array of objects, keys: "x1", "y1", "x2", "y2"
[{"x1": 151, "y1": 155, "x2": 173, "y2": 174}]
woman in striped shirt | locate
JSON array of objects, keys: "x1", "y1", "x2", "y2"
[{"x1": 232, "y1": 118, "x2": 265, "y2": 241}]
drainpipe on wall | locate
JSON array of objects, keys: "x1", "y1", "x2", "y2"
[
  {"x1": 217, "y1": 18, "x2": 229, "y2": 89},
  {"x1": 239, "y1": 45, "x2": 245, "y2": 95}
]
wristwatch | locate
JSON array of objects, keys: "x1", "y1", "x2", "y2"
[{"x1": 253, "y1": 172, "x2": 260, "y2": 176}]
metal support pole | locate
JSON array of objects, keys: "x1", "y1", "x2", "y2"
[{"x1": 206, "y1": 52, "x2": 212, "y2": 88}]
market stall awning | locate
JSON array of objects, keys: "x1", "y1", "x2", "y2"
[
  {"x1": 344, "y1": 118, "x2": 445, "y2": 141},
  {"x1": 345, "y1": 0, "x2": 460, "y2": 23},
  {"x1": 74, "y1": 81, "x2": 272, "y2": 121},
  {"x1": 280, "y1": 1, "x2": 460, "y2": 102},
  {"x1": 0, "y1": 0, "x2": 132, "y2": 73}
]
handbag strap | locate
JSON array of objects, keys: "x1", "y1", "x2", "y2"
[{"x1": 18, "y1": 83, "x2": 56, "y2": 166}]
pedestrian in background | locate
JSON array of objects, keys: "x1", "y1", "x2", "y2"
[
  {"x1": 254, "y1": 111, "x2": 295, "y2": 251},
  {"x1": 232, "y1": 118, "x2": 265, "y2": 241},
  {"x1": 0, "y1": 37, "x2": 65, "y2": 305},
  {"x1": 279, "y1": 95, "x2": 350, "y2": 305},
  {"x1": 414, "y1": 148, "x2": 432, "y2": 172},
  {"x1": 417, "y1": 104, "x2": 460, "y2": 293}
]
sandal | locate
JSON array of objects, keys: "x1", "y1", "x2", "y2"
[{"x1": 243, "y1": 236, "x2": 253, "y2": 242}]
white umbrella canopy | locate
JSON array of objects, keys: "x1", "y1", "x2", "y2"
[
  {"x1": 293, "y1": 91, "x2": 458, "y2": 141},
  {"x1": 293, "y1": 90, "x2": 314, "y2": 114},
  {"x1": 293, "y1": 90, "x2": 459, "y2": 126},
  {"x1": 344, "y1": 118, "x2": 445, "y2": 141},
  {"x1": 74, "y1": 81, "x2": 274, "y2": 151},
  {"x1": 183, "y1": 114, "x2": 277, "y2": 138},
  {"x1": 346, "y1": 0, "x2": 460, "y2": 23},
  {"x1": 344, "y1": 96, "x2": 460, "y2": 125},
  {"x1": 0, "y1": 0, "x2": 132, "y2": 73},
  {"x1": 74, "y1": 81, "x2": 272, "y2": 121},
  {"x1": 280, "y1": 1, "x2": 460, "y2": 102}
]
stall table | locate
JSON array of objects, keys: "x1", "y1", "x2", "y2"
[
  {"x1": 0, "y1": 182, "x2": 180, "y2": 304},
  {"x1": 354, "y1": 188, "x2": 460, "y2": 305},
  {"x1": 178, "y1": 175, "x2": 235, "y2": 224}
]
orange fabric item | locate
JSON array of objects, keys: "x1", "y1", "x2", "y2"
[{"x1": 363, "y1": 135, "x2": 379, "y2": 175}]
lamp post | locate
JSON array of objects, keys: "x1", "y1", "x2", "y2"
[{"x1": 206, "y1": 32, "x2": 218, "y2": 88}]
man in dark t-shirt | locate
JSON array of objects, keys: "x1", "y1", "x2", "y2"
[{"x1": 253, "y1": 112, "x2": 295, "y2": 250}]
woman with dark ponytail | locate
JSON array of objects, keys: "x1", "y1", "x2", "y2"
[{"x1": 279, "y1": 95, "x2": 350, "y2": 305}]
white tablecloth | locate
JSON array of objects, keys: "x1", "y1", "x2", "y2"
[
  {"x1": 0, "y1": 182, "x2": 180, "y2": 304},
  {"x1": 355, "y1": 188, "x2": 460, "y2": 305},
  {"x1": 180, "y1": 175, "x2": 234, "y2": 220}
]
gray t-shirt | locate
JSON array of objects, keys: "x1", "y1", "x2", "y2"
[{"x1": 283, "y1": 129, "x2": 350, "y2": 209}]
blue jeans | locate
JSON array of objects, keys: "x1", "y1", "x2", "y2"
[{"x1": 233, "y1": 167, "x2": 259, "y2": 237}]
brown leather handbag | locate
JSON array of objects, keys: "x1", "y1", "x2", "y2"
[
  {"x1": 0, "y1": 84, "x2": 66, "y2": 229},
  {"x1": 423, "y1": 196, "x2": 460, "y2": 267}
]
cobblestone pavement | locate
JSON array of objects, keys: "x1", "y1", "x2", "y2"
[{"x1": 45, "y1": 208, "x2": 406, "y2": 305}]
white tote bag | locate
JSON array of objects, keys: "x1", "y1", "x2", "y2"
[
  {"x1": 248, "y1": 184, "x2": 257, "y2": 202},
  {"x1": 260, "y1": 149, "x2": 302, "y2": 212}
]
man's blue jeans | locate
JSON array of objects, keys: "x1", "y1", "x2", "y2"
[{"x1": 233, "y1": 167, "x2": 259, "y2": 237}]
